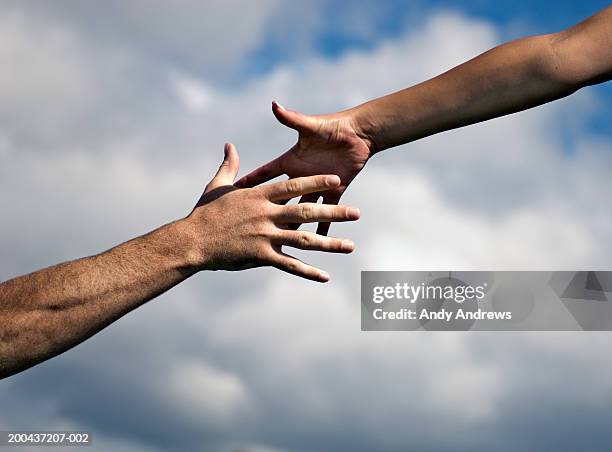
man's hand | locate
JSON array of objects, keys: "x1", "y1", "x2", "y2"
[
  {"x1": 0, "y1": 142, "x2": 361, "y2": 379},
  {"x1": 186, "y1": 142, "x2": 361, "y2": 282},
  {"x1": 235, "y1": 102, "x2": 374, "y2": 235}
]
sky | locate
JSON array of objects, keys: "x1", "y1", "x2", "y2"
[{"x1": 0, "y1": 1, "x2": 611, "y2": 451}]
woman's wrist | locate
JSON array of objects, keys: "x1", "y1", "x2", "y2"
[{"x1": 340, "y1": 103, "x2": 384, "y2": 155}]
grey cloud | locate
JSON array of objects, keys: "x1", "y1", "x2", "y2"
[{"x1": 0, "y1": 0, "x2": 281, "y2": 79}]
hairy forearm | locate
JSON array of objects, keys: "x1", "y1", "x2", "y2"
[
  {"x1": 0, "y1": 219, "x2": 198, "y2": 379},
  {"x1": 349, "y1": 7, "x2": 611, "y2": 152}
]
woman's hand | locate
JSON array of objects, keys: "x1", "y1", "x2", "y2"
[{"x1": 235, "y1": 102, "x2": 374, "y2": 235}]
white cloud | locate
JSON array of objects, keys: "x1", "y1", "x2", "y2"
[
  {"x1": 172, "y1": 73, "x2": 215, "y2": 113},
  {"x1": 0, "y1": 9, "x2": 97, "y2": 144},
  {"x1": 168, "y1": 360, "x2": 251, "y2": 425},
  {"x1": 0, "y1": 0, "x2": 283, "y2": 77}
]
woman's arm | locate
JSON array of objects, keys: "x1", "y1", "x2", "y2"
[
  {"x1": 351, "y1": 6, "x2": 612, "y2": 151},
  {"x1": 237, "y1": 7, "x2": 612, "y2": 233}
]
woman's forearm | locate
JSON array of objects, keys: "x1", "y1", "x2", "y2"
[
  {"x1": 349, "y1": 7, "x2": 611, "y2": 153},
  {"x1": 351, "y1": 34, "x2": 576, "y2": 152}
]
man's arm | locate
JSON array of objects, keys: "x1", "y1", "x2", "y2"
[
  {"x1": 0, "y1": 143, "x2": 360, "y2": 379},
  {"x1": 237, "y1": 6, "x2": 612, "y2": 233},
  {"x1": 0, "y1": 220, "x2": 198, "y2": 379}
]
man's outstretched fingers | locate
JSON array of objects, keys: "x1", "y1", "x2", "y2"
[
  {"x1": 276, "y1": 203, "x2": 360, "y2": 224},
  {"x1": 235, "y1": 155, "x2": 283, "y2": 188},
  {"x1": 264, "y1": 175, "x2": 341, "y2": 202},
  {"x1": 277, "y1": 230, "x2": 355, "y2": 253},
  {"x1": 288, "y1": 192, "x2": 320, "y2": 230},
  {"x1": 270, "y1": 252, "x2": 330, "y2": 283},
  {"x1": 316, "y1": 193, "x2": 342, "y2": 236}
]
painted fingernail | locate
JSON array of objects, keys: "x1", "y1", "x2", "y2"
[
  {"x1": 319, "y1": 271, "x2": 330, "y2": 282},
  {"x1": 325, "y1": 175, "x2": 341, "y2": 186},
  {"x1": 341, "y1": 240, "x2": 354, "y2": 252},
  {"x1": 347, "y1": 207, "x2": 361, "y2": 219}
]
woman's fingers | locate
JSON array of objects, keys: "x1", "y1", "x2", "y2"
[
  {"x1": 275, "y1": 230, "x2": 355, "y2": 253},
  {"x1": 235, "y1": 154, "x2": 284, "y2": 188}
]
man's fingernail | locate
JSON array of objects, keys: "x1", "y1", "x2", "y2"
[
  {"x1": 274, "y1": 101, "x2": 284, "y2": 110},
  {"x1": 347, "y1": 207, "x2": 360, "y2": 219},
  {"x1": 341, "y1": 240, "x2": 354, "y2": 252},
  {"x1": 319, "y1": 271, "x2": 330, "y2": 282},
  {"x1": 325, "y1": 175, "x2": 341, "y2": 186}
]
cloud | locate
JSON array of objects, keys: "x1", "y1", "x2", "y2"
[
  {"x1": 171, "y1": 73, "x2": 215, "y2": 113},
  {"x1": 0, "y1": 0, "x2": 282, "y2": 77},
  {"x1": 0, "y1": 3, "x2": 612, "y2": 452},
  {"x1": 168, "y1": 360, "x2": 252, "y2": 426}
]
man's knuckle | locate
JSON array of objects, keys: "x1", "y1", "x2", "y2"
[
  {"x1": 285, "y1": 179, "x2": 301, "y2": 193},
  {"x1": 298, "y1": 232, "x2": 312, "y2": 248},
  {"x1": 255, "y1": 246, "x2": 273, "y2": 262},
  {"x1": 254, "y1": 221, "x2": 272, "y2": 238},
  {"x1": 263, "y1": 202, "x2": 277, "y2": 216},
  {"x1": 285, "y1": 260, "x2": 298, "y2": 272},
  {"x1": 300, "y1": 204, "x2": 314, "y2": 220}
]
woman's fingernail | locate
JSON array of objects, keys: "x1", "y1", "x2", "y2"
[{"x1": 319, "y1": 271, "x2": 330, "y2": 282}]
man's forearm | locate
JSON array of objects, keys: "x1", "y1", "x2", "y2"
[
  {"x1": 349, "y1": 7, "x2": 611, "y2": 152},
  {"x1": 0, "y1": 219, "x2": 198, "y2": 379}
]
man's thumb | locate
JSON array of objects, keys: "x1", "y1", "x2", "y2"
[{"x1": 205, "y1": 142, "x2": 240, "y2": 192}]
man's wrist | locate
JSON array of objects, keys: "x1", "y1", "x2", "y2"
[{"x1": 161, "y1": 217, "x2": 208, "y2": 273}]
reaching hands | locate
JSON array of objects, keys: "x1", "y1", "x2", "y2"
[
  {"x1": 236, "y1": 102, "x2": 375, "y2": 235},
  {"x1": 185, "y1": 143, "x2": 361, "y2": 282}
]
